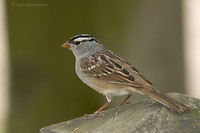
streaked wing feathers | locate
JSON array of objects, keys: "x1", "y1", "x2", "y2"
[{"x1": 80, "y1": 50, "x2": 144, "y2": 88}]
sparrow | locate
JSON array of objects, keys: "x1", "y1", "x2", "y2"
[{"x1": 62, "y1": 34, "x2": 191, "y2": 119}]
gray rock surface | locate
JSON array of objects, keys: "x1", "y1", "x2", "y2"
[{"x1": 40, "y1": 93, "x2": 200, "y2": 133}]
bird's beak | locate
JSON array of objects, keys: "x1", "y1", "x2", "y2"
[{"x1": 61, "y1": 42, "x2": 71, "y2": 48}]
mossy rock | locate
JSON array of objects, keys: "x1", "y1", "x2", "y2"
[{"x1": 40, "y1": 93, "x2": 200, "y2": 133}]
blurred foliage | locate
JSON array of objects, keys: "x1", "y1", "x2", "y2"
[{"x1": 6, "y1": 0, "x2": 184, "y2": 133}]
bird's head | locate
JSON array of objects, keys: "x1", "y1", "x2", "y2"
[{"x1": 62, "y1": 34, "x2": 105, "y2": 58}]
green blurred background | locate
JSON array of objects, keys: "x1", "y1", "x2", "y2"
[{"x1": 6, "y1": 0, "x2": 184, "y2": 133}]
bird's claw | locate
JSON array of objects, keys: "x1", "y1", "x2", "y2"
[{"x1": 84, "y1": 112, "x2": 105, "y2": 120}]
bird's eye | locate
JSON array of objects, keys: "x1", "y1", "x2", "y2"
[{"x1": 74, "y1": 41, "x2": 80, "y2": 45}]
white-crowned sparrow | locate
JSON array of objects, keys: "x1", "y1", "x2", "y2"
[{"x1": 62, "y1": 34, "x2": 191, "y2": 119}]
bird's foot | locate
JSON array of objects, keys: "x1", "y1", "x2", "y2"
[{"x1": 84, "y1": 111, "x2": 105, "y2": 120}]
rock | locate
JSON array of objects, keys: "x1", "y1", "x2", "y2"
[{"x1": 40, "y1": 93, "x2": 200, "y2": 133}]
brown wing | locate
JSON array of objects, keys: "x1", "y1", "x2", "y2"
[{"x1": 80, "y1": 50, "x2": 144, "y2": 88}]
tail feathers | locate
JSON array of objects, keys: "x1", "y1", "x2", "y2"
[{"x1": 143, "y1": 89, "x2": 191, "y2": 113}]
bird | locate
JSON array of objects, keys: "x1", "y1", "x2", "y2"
[{"x1": 61, "y1": 34, "x2": 191, "y2": 119}]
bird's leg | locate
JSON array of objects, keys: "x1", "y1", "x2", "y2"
[
  {"x1": 119, "y1": 94, "x2": 133, "y2": 106},
  {"x1": 95, "y1": 101, "x2": 111, "y2": 114},
  {"x1": 85, "y1": 102, "x2": 111, "y2": 119}
]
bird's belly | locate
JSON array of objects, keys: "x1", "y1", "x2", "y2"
[
  {"x1": 102, "y1": 88, "x2": 130, "y2": 96},
  {"x1": 77, "y1": 73, "x2": 132, "y2": 96},
  {"x1": 86, "y1": 80, "x2": 131, "y2": 96}
]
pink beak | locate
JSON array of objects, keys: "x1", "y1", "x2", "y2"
[{"x1": 61, "y1": 42, "x2": 71, "y2": 48}]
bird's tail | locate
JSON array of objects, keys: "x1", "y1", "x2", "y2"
[{"x1": 141, "y1": 88, "x2": 191, "y2": 113}]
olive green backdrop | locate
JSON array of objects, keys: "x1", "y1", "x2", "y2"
[{"x1": 6, "y1": 0, "x2": 184, "y2": 133}]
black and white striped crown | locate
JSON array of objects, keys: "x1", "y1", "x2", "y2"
[{"x1": 68, "y1": 34, "x2": 99, "y2": 44}]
